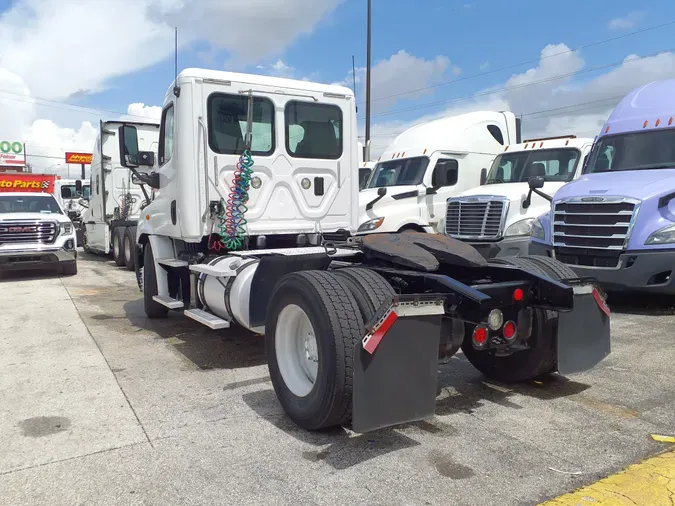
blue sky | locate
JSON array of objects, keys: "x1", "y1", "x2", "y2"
[{"x1": 1, "y1": 0, "x2": 675, "y2": 174}]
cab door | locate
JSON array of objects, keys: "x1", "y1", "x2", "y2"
[{"x1": 423, "y1": 155, "x2": 460, "y2": 233}]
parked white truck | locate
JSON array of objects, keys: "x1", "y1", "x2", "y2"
[
  {"x1": 54, "y1": 178, "x2": 90, "y2": 246},
  {"x1": 0, "y1": 191, "x2": 78, "y2": 274},
  {"x1": 445, "y1": 135, "x2": 594, "y2": 258},
  {"x1": 356, "y1": 111, "x2": 522, "y2": 235},
  {"x1": 125, "y1": 67, "x2": 610, "y2": 434},
  {"x1": 80, "y1": 120, "x2": 159, "y2": 270}
]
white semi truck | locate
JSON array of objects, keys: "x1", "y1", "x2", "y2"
[
  {"x1": 54, "y1": 178, "x2": 90, "y2": 246},
  {"x1": 356, "y1": 111, "x2": 521, "y2": 236},
  {"x1": 128, "y1": 67, "x2": 611, "y2": 433},
  {"x1": 446, "y1": 136, "x2": 594, "y2": 258},
  {"x1": 80, "y1": 120, "x2": 159, "y2": 270}
]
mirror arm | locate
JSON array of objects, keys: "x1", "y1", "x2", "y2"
[
  {"x1": 532, "y1": 188, "x2": 553, "y2": 202},
  {"x1": 128, "y1": 166, "x2": 160, "y2": 190}
]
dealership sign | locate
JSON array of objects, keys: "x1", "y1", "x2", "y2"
[
  {"x1": 65, "y1": 152, "x2": 93, "y2": 164},
  {"x1": 0, "y1": 141, "x2": 26, "y2": 167}
]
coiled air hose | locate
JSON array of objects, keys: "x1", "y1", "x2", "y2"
[{"x1": 215, "y1": 149, "x2": 254, "y2": 250}]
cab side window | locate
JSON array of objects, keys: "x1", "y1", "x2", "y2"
[
  {"x1": 159, "y1": 104, "x2": 175, "y2": 166},
  {"x1": 432, "y1": 159, "x2": 459, "y2": 187}
]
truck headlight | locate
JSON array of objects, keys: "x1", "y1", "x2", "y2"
[
  {"x1": 357, "y1": 217, "x2": 384, "y2": 232},
  {"x1": 645, "y1": 224, "x2": 675, "y2": 245},
  {"x1": 60, "y1": 222, "x2": 73, "y2": 236},
  {"x1": 505, "y1": 218, "x2": 535, "y2": 237},
  {"x1": 530, "y1": 217, "x2": 546, "y2": 241}
]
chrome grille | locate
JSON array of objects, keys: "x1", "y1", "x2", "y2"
[
  {"x1": 552, "y1": 197, "x2": 640, "y2": 268},
  {"x1": 0, "y1": 220, "x2": 58, "y2": 246},
  {"x1": 446, "y1": 197, "x2": 508, "y2": 240}
]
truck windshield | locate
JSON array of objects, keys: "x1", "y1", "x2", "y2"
[
  {"x1": 367, "y1": 156, "x2": 429, "y2": 188},
  {"x1": 0, "y1": 195, "x2": 63, "y2": 214},
  {"x1": 586, "y1": 129, "x2": 675, "y2": 173},
  {"x1": 486, "y1": 148, "x2": 580, "y2": 184}
]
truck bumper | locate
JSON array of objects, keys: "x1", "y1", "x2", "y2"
[
  {"x1": 528, "y1": 243, "x2": 675, "y2": 293},
  {"x1": 467, "y1": 236, "x2": 530, "y2": 259},
  {"x1": 0, "y1": 247, "x2": 77, "y2": 271}
]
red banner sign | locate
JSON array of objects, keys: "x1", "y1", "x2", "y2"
[
  {"x1": 65, "y1": 152, "x2": 93, "y2": 164},
  {"x1": 0, "y1": 174, "x2": 58, "y2": 193}
]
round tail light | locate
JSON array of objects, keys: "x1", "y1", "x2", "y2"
[{"x1": 503, "y1": 321, "x2": 517, "y2": 341}]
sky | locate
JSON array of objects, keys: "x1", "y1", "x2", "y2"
[{"x1": 2, "y1": 0, "x2": 675, "y2": 177}]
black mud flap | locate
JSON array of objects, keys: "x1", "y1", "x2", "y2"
[
  {"x1": 352, "y1": 295, "x2": 445, "y2": 433},
  {"x1": 556, "y1": 284, "x2": 611, "y2": 375}
]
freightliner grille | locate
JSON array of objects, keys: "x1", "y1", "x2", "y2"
[
  {"x1": 552, "y1": 198, "x2": 639, "y2": 268},
  {"x1": 445, "y1": 197, "x2": 508, "y2": 240},
  {"x1": 0, "y1": 220, "x2": 58, "y2": 246}
]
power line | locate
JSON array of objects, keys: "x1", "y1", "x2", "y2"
[
  {"x1": 363, "y1": 46, "x2": 674, "y2": 119},
  {"x1": 363, "y1": 19, "x2": 675, "y2": 104}
]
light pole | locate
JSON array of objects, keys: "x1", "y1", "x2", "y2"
[{"x1": 365, "y1": 0, "x2": 372, "y2": 161}]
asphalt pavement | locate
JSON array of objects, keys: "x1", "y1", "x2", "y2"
[{"x1": 0, "y1": 251, "x2": 673, "y2": 506}]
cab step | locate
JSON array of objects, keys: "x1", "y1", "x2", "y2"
[
  {"x1": 157, "y1": 258, "x2": 188, "y2": 268},
  {"x1": 152, "y1": 295, "x2": 184, "y2": 309},
  {"x1": 184, "y1": 308, "x2": 230, "y2": 329},
  {"x1": 189, "y1": 263, "x2": 236, "y2": 277}
]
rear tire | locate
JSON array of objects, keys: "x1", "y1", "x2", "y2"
[
  {"x1": 332, "y1": 267, "x2": 395, "y2": 321},
  {"x1": 143, "y1": 243, "x2": 169, "y2": 319},
  {"x1": 123, "y1": 227, "x2": 137, "y2": 272},
  {"x1": 461, "y1": 255, "x2": 567, "y2": 383},
  {"x1": 265, "y1": 270, "x2": 364, "y2": 431},
  {"x1": 112, "y1": 227, "x2": 126, "y2": 267}
]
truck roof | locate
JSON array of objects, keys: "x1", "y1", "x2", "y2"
[
  {"x1": 170, "y1": 68, "x2": 355, "y2": 100},
  {"x1": 600, "y1": 79, "x2": 675, "y2": 138},
  {"x1": 376, "y1": 111, "x2": 514, "y2": 161},
  {"x1": 504, "y1": 136, "x2": 594, "y2": 152}
]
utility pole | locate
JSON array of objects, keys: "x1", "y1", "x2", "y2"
[{"x1": 365, "y1": 0, "x2": 372, "y2": 161}]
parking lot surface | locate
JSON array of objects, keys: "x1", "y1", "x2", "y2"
[{"x1": 0, "y1": 252, "x2": 674, "y2": 506}]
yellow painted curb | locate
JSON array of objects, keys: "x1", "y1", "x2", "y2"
[{"x1": 539, "y1": 449, "x2": 675, "y2": 505}]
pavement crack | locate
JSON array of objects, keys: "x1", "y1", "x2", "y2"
[
  {"x1": 0, "y1": 441, "x2": 149, "y2": 477},
  {"x1": 61, "y1": 278, "x2": 154, "y2": 449}
]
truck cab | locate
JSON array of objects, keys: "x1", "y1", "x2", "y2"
[
  {"x1": 446, "y1": 136, "x2": 593, "y2": 258},
  {"x1": 358, "y1": 161, "x2": 376, "y2": 190},
  {"x1": 530, "y1": 79, "x2": 675, "y2": 293},
  {"x1": 81, "y1": 120, "x2": 159, "y2": 267},
  {"x1": 54, "y1": 178, "x2": 90, "y2": 245},
  {"x1": 356, "y1": 111, "x2": 521, "y2": 235}
]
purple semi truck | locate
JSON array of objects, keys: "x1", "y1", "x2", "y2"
[{"x1": 529, "y1": 79, "x2": 675, "y2": 293}]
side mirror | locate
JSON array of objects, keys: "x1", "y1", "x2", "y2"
[
  {"x1": 119, "y1": 124, "x2": 140, "y2": 168},
  {"x1": 78, "y1": 198, "x2": 89, "y2": 208},
  {"x1": 137, "y1": 151, "x2": 155, "y2": 167},
  {"x1": 528, "y1": 176, "x2": 545, "y2": 190},
  {"x1": 480, "y1": 168, "x2": 487, "y2": 185},
  {"x1": 377, "y1": 187, "x2": 387, "y2": 197},
  {"x1": 60, "y1": 187, "x2": 72, "y2": 199},
  {"x1": 75, "y1": 180, "x2": 83, "y2": 193}
]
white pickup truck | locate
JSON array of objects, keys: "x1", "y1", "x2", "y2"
[
  {"x1": 445, "y1": 135, "x2": 594, "y2": 258},
  {"x1": 0, "y1": 192, "x2": 78, "y2": 275}
]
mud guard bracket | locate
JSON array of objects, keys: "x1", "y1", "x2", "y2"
[
  {"x1": 556, "y1": 284, "x2": 611, "y2": 375},
  {"x1": 352, "y1": 295, "x2": 445, "y2": 433}
]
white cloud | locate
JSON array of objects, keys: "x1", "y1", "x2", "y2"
[
  {"x1": 0, "y1": 0, "x2": 341, "y2": 176},
  {"x1": 334, "y1": 50, "x2": 458, "y2": 113},
  {"x1": 124, "y1": 103, "x2": 162, "y2": 123},
  {"x1": 364, "y1": 45, "x2": 675, "y2": 159},
  {"x1": 608, "y1": 11, "x2": 645, "y2": 30}
]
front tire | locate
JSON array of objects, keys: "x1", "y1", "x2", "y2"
[
  {"x1": 143, "y1": 243, "x2": 169, "y2": 319},
  {"x1": 461, "y1": 255, "x2": 571, "y2": 383},
  {"x1": 265, "y1": 270, "x2": 363, "y2": 431},
  {"x1": 61, "y1": 261, "x2": 78, "y2": 276}
]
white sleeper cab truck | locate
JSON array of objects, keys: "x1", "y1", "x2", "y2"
[
  {"x1": 446, "y1": 136, "x2": 594, "y2": 258},
  {"x1": 80, "y1": 120, "x2": 159, "y2": 271},
  {"x1": 129, "y1": 67, "x2": 611, "y2": 434},
  {"x1": 54, "y1": 178, "x2": 91, "y2": 246},
  {"x1": 0, "y1": 191, "x2": 78, "y2": 275},
  {"x1": 356, "y1": 111, "x2": 521, "y2": 235},
  {"x1": 359, "y1": 161, "x2": 376, "y2": 190}
]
